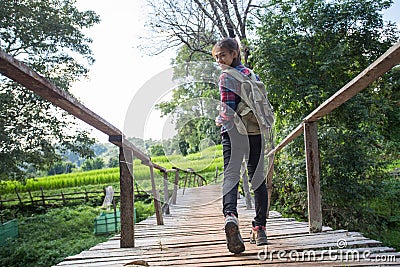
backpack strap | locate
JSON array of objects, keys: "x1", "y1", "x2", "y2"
[
  {"x1": 222, "y1": 67, "x2": 248, "y2": 83},
  {"x1": 223, "y1": 67, "x2": 258, "y2": 82},
  {"x1": 248, "y1": 70, "x2": 259, "y2": 82}
]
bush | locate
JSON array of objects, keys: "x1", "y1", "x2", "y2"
[{"x1": 0, "y1": 205, "x2": 108, "y2": 267}]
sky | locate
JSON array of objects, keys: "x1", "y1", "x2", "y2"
[
  {"x1": 71, "y1": 1, "x2": 175, "y2": 142},
  {"x1": 71, "y1": 0, "x2": 400, "y2": 143}
]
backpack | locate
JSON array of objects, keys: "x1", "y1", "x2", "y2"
[{"x1": 223, "y1": 68, "x2": 274, "y2": 135}]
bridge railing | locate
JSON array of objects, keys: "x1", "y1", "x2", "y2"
[
  {"x1": 265, "y1": 41, "x2": 400, "y2": 232},
  {"x1": 0, "y1": 49, "x2": 205, "y2": 248}
]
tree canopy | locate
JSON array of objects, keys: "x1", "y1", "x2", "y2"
[
  {"x1": 0, "y1": 0, "x2": 100, "y2": 180},
  {"x1": 251, "y1": 0, "x2": 399, "y2": 229}
]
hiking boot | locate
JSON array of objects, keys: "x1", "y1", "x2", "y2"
[
  {"x1": 224, "y1": 213, "x2": 245, "y2": 254},
  {"x1": 250, "y1": 225, "x2": 268, "y2": 246}
]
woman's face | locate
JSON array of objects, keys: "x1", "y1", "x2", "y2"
[{"x1": 213, "y1": 46, "x2": 237, "y2": 68}]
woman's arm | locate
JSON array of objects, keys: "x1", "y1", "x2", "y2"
[{"x1": 216, "y1": 73, "x2": 240, "y2": 129}]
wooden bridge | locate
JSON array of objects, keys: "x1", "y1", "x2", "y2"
[
  {"x1": 54, "y1": 184, "x2": 400, "y2": 266},
  {"x1": 1, "y1": 40, "x2": 400, "y2": 266}
]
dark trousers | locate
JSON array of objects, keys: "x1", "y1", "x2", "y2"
[{"x1": 222, "y1": 127, "x2": 268, "y2": 227}]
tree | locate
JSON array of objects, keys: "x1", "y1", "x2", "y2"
[
  {"x1": 143, "y1": 0, "x2": 263, "y2": 65},
  {"x1": 81, "y1": 157, "x2": 104, "y2": 171},
  {"x1": 155, "y1": 45, "x2": 221, "y2": 154},
  {"x1": 145, "y1": 1, "x2": 264, "y2": 151},
  {"x1": 149, "y1": 144, "x2": 165, "y2": 157},
  {"x1": 0, "y1": 0, "x2": 100, "y2": 180},
  {"x1": 47, "y1": 161, "x2": 76, "y2": 175},
  {"x1": 252, "y1": 0, "x2": 399, "y2": 230},
  {"x1": 107, "y1": 157, "x2": 119, "y2": 168}
]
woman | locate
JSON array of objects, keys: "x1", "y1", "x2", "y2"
[{"x1": 213, "y1": 37, "x2": 268, "y2": 254}]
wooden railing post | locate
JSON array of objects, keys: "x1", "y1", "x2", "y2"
[
  {"x1": 241, "y1": 161, "x2": 253, "y2": 209},
  {"x1": 149, "y1": 165, "x2": 164, "y2": 225},
  {"x1": 187, "y1": 170, "x2": 192, "y2": 188},
  {"x1": 266, "y1": 161, "x2": 274, "y2": 219},
  {"x1": 171, "y1": 170, "x2": 179, "y2": 205},
  {"x1": 304, "y1": 122, "x2": 322, "y2": 232},
  {"x1": 40, "y1": 187, "x2": 45, "y2": 206},
  {"x1": 119, "y1": 146, "x2": 135, "y2": 248},
  {"x1": 163, "y1": 172, "x2": 170, "y2": 215},
  {"x1": 182, "y1": 171, "x2": 189, "y2": 195},
  {"x1": 28, "y1": 189, "x2": 34, "y2": 205}
]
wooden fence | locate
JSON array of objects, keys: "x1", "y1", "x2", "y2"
[
  {"x1": 0, "y1": 188, "x2": 151, "y2": 208},
  {"x1": 0, "y1": 188, "x2": 105, "y2": 207}
]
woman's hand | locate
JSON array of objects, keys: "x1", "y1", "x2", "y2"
[{"x1": 215, "y1": 117, "x2": 222, "y2": 127}]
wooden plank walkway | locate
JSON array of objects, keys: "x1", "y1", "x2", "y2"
[{"x1": 55, "y1": 185, "x2": 400, "y2": 266}]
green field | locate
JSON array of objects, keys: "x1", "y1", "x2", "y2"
[{"x1": 0, "y1": 145, "x2": 224, "y2": 197}]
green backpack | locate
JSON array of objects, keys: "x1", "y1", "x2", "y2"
[{"x1": 223, "y1": 68, "x2": 274, "y2": 135}]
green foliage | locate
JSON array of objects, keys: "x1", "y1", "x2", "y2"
[
  {"x1": 149, "y1": 145, "x2": 223, "y2": 173},
  {"x1": 172, "y1": 43, "x2": 215, "y2": 65},
  {"x1": 0, "y1": 205, "x2": 108, "y2": 267},
  {"x1": 376, "y1": 67, "x2": 400, "y2": 159},
  {"x1": 0, "y1": 0, "x2": 100, "y2": 181},
  {"x1": 367, "y1": 175, "x2": 400, "y2": 250},
  {"x1": 47, "y1": 161, "x2": 76, "y2": 175},
  {"x1": 0, "y1": 200, "x2": 156, "y2": 267},
  {"x1": 0, "y1": 141, "x2": 224, "y2": 266},
  {"x1": 0, "y1": 144, "x2": 219, "y2": 266},
  {"x1": 253, "y1": 0, "x2": 400, "y2": 232},
  {"x1": 156, "y1": 84, "x2": 222, "y2": 156},
  {"x1": 135, "y1": 201, "x2": 155, "y2": 222},
  {"x1": 107, "y1": 157, "x2": 119, "y2": 168},
  {"x1": 81, "y1": 157, "x2": 105, "y2": 171},
  {"x1": 149, "y1": 144, "x2": 165, "y2": 156},
  {"x1": 372, "y1": 177, "x2": 400, "y2": 220}
]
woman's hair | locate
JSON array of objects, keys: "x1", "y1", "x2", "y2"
[{"x1": 212, "y1": 37, "x2": 241, "y2": 67}]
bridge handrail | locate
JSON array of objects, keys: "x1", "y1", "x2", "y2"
[
  {"x1": 267, "y1": 41, "x2": 400, "y2": 158},
  {"x1": 0, "y1": 48, "x2": 205, "y2": 247}
]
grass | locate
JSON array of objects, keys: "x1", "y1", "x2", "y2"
[
  {"x1": 0, "y1": 168, "x2": 120, "y2": 195},
  {"x1": 0, "y1": 205, "x2": 108, "y2": 267},
  {"x1": 0, "y1": 200, "x2": 154, "y2": 267}
]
